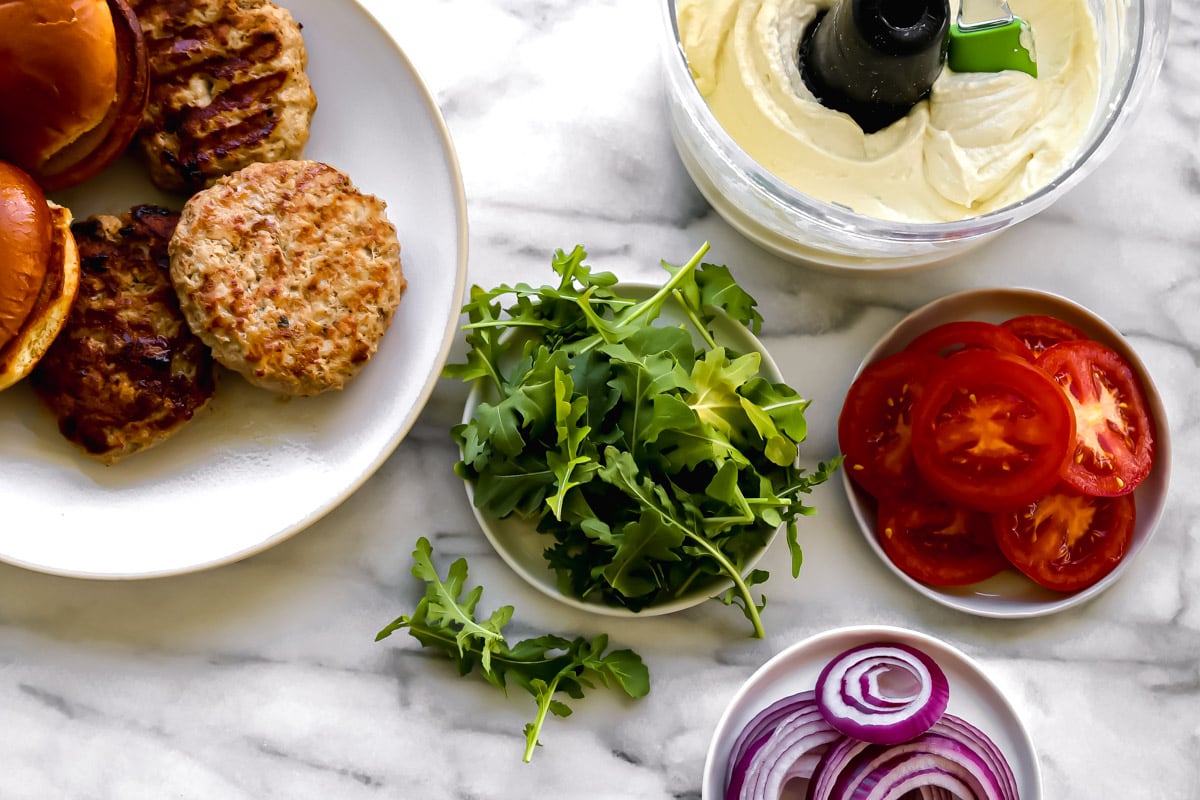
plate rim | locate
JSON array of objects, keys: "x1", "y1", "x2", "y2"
[{"x1": 0, "y1": 0, "x2": 470, "y2": 581}]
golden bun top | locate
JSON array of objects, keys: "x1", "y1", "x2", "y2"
[
  {"x1": 0, "y1": 160, "x2": 52, "y2": 350},
  {"x1": 0, "y1": 0, "x2": 148, "y2": 191}
]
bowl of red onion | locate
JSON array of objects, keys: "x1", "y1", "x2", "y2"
[
  {"x1": 838, "y1": 288, "x2": 1170, "y2": 618},
  {"x1": 703, "y1": 625, "x2": 1040, "y2": 799}
]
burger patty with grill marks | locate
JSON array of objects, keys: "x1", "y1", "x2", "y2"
[
  {"x1": 130, "y1": 0, "x2": 317, "y2": 193},
  {"x1": 31, "y1": 206, "x2": 217, "y2": 464},
  {"x1": 169, "y1": 159, "x2": 405, "y2": 396}
]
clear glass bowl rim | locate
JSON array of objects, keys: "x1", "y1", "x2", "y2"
[{"x1": 661, "y1": 0, "x2": 1173, "y2": 246}]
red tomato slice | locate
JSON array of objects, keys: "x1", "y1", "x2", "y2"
[
  {"x1": 905, "y1": 320, "x2": 1034, "y2": 361},
  {"x1": 1036, "y1": 340, "x2": 1156, "y2": 496},
  {"x1": 838, "y1": 352, "x2": 940, "y2": 497},
  {"x1": 1001, "y1": 314, "x2": 1086, "y2": 357},
  {"x1": 911, "y1": 350, "x2": 1075, "y2": 512},
  {"x1": 992, "y1": 488, "x2": 1135, "y2": 592},
  {"x1": 877, "y1": 494, "x2": 1010, "y2": 586}
]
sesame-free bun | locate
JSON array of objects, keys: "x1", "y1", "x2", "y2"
[
  {"x1": 0, "y1": 0, "x2": 149, "y2": 191},
  {"x1": 0, "y1": 162, "x2": 52, "y2": 351},
  {"x1": 0, "y1": 163, "x2": 80, "y2": 391}
]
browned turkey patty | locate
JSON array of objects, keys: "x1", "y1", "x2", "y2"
[
  {"x1": 31, "y1": 206, "x2": 217, "y2": 464},
  {"x1": 130, "y1": 0, "x2": 318, "y2": 193},
  {"x1": 170, "y1": 159, "x2": 405, "y2": 396}
]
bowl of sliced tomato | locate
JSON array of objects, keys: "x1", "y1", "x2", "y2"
[{"x1": 837, "y1": 288, "x2": 1170, "y2": 617}]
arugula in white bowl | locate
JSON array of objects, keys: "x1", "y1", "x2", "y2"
[{"x1": 446, "y1": 243, "x2": 839, "y2": 638}]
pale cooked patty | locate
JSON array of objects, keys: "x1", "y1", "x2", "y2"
[
  {"x1": 31, "y1": 206, "x2": 217, "y2": 464},
  {"x1": 131, "y1": 0, "x2": 318, "y2": 193},
  {"x1": 169, "y1": 159, "x2": 406, "y2": 396}
]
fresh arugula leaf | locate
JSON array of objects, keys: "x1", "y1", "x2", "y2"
[
  {"x1": 603, "y1": 509, "x2": 684, "y2": 597},
  {"x1": 738, "y1": 395, "x2": 798, "y2": 467},
  {"x1": 719, "y1": 567, "x2": 770, "y2": 630},
  {"x1": 740, "y1": 378, "x2": 812, "y2": 444},
  {"x1": 377, "y1": 538, "x2": 511, "y2": 674},
  {"x1": 545, "y1": 368, "x2": 597, "y2": 520},
  {"x1": 687, "y1": 348, "x2": 763, "y2": 437},
  {"x1": 377, "y1": 538, "x2": 650, "y2": 762},
  {"x1": 458, "y1": 346, "x2": 567, "y2": 459},
  {"x1": 703, "y1": 460, "x2": 754, "y2": 528},
  {"x1": 566, "y1": 349, "x2": 621, "y2": 435},
  {"x1": 551, "y1": 245, "x2": 618, "y2": 291},
  {"x1": 639, "y1": 394, "x2": 699, "y2": 446},
  {"x1": 651, "y1": 414, "x2": 749, "y2": 471},
  {"x1": 695, "y1": 262, "x2": 764, "y2": 333},
  {"x1": 469, "y1": 452, "x2": 557, "y2": 518},
  {"x1": 602, "y1": 342, "x2": 693, "y2": 449},
  {"x1": 441, "y1": 285, "x2": 507, "y2": 387},
  {"x1": 658, "y1": 257, "x2": 763, "y2": 336}
]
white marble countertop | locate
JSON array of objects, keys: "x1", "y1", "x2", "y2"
[{"x1": 2, "y1": 1, "x2": 1198, "y2": 797}]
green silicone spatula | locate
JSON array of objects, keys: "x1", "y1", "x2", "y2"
[{"x1": 947, "y1": 0, "x2": 1037, "y2": 76}]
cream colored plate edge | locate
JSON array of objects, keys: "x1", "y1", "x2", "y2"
[
  {"x1": 701, "y1": 625, "x2": 1043, "y2": 800},
  {"x1": 843, "y1": 287, "x2": 1171, "y2": 618},
  {"x1": 0, "y1": 0, "x2": 469, "y2": 578}
]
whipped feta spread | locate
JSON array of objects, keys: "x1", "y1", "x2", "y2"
[{"x1": 676, "y1": 0, "x2": 1101, "y2": 222}]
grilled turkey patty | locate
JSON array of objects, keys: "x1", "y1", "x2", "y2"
[
  {"x1": 31, "y1": 206, "x2": 217, "y2": 464},
  {"x1": 169, "y1": 159, "x2": 405, "y2": 396},
  {"x1": 131, "y1": 0, "x2": 318, "y2": 193}
]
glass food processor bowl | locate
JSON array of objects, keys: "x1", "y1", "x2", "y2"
[{"x1": 661, "y1": 0, "x2": 1172, "y2": 272}]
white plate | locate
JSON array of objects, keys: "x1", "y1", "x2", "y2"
[
  {"x1": 462, "y1": 284, "x2": 786, "y2": 617},
  {"x1": 702, "y1": 625, "x2": 1042, "y2": 800},
  {"x1": 0, "y1": 0, "x2": 468, "y2": 578},
  {"x1": 843, "y1": 288, "x2": 1171, "y2": 618}
]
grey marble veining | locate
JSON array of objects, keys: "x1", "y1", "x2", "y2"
[{"x1": 0, "y1": 0, "x2": 1197, "y2": 797}]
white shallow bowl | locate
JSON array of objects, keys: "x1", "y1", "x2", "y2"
[
  {"x1": 843, "y1": 288, "x2": 1171, "y2": 618},
  {"x1": 660, "y1": 0, "x2": 1171, "y2": 271},
  {"x1": 702, "y1": 625, "x2": 1042, "y2": 800},
  {"x1": 461, "y1": 284, "x2": 786, "y2": 617},
  {"x1": 0, "y1": 0, "x2": 468, "y2": 578}
]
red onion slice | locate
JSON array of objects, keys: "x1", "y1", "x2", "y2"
[
  {"x1": 726, "y1": 691, "x2": 818, "y2": 786},
  {"x1": 815, "y1": 642, "x2": 950, "y2": 745},
  {"x1": 726, "y1": 734, "x2": 771, "y2": 800},
  {"x1": 853, "y1": 761, "x2": 976, "y2": 800},
  {"x1": 726, "y1": 701, "x2": 842, "y2": 800},
  {"x1": 806, "y1": 735, "x2": 873, "y2": 800},
  {"x1": 848, "y1": 733, "x2": 1011, "y2": 800},
  {"x1": 918, "y1": 788, "x2": 958, "y2": 800},
  {"x1": 808, "y1": 732, "x2": 1017, "y2": 800},
  {"x1": 931, "y1": 716, "x2": 1019, "y2": 800},
  {"x1": 739, "y1": 705, "x2": 841, "y2": 799}
]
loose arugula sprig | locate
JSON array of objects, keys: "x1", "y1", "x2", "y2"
[
  {"x1": 377, "y1": 537, "x2": 650, "y2": 763},
  {"x1": 446, "y1": 243, "x2": 839, "y2": 637}
]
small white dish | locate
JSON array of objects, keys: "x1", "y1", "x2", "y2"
[
  {"x1": 461, "y1": 283, "x2": 786, "y2": 617},
  {"x1": 0, "y1": 0, "x2": 469, "y2": 578},
  {"x1": 843, "y1": 288, "x2": 1171, "y2": 618},
  {"x1": 701, "y1": 625, "x2": 1042, "y2": 800}
]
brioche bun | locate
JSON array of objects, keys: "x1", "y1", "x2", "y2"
[
  {"x1": 0, "y1": 162, "x2": 52, "y2": 350},
  {"x1": 0, "y1": 0, "x2": 149, "y2": 191},
  {"x1": 0, "y1": 163, "x2": 80, "y2": 391}
]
